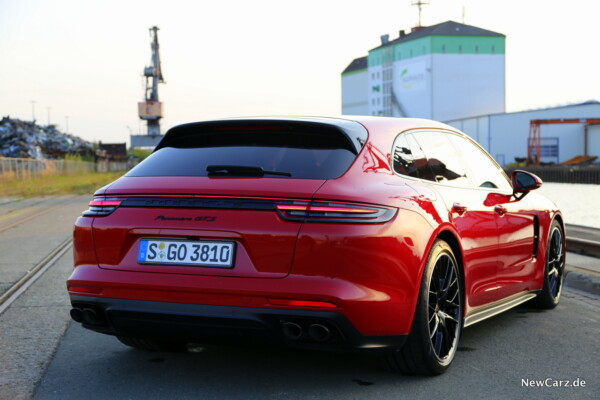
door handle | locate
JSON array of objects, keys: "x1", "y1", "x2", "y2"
[
  {"x1": 494, "y1": 205, "x2": 507, "y2": 216},
  {"x1": 452, "y1": 203, "x2": 467, "y2": 215}
]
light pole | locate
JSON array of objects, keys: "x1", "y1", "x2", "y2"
[
  {"x1": 31, "y1": 101, "x2": 36, "y2": 121},
  {"x1": 46, "y1": 107, "x2": 51, "y2": 126}
]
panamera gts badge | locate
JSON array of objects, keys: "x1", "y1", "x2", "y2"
[{"x1": 154, "y1": 215, "x2": 216, "y2": 222}]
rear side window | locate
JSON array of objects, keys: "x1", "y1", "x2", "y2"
[
  {"x1": 392, "y1": 133, "x2": 435, "y2": 181},
  {"x1": 127, "y1": 122, "x2": 362, "y2": 179}
]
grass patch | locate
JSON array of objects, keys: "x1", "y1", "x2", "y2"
[{"x1": 0, "y1": 171, "x2": 125, "y2": 198}]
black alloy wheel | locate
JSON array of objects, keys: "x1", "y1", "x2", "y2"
[
  {"x1": 531, "y1": 220, "x2": 565, "y2": 309},
  {"x1": 547, "y1": 225, "x2": 565, "y2": 300},
  {"x1": 386, "y1": 239, "x2": 463, "y2": 375},
  {"x1": 427, "y1": 251, "x2": 462, "y2": 363}
]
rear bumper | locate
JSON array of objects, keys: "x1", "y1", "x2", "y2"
[
  {"x1": 69, "y1": 295, "x2": 407, "y2": 353},
  {"x1": 68, "y1": 263, "x2": 419, "y2": 336}
]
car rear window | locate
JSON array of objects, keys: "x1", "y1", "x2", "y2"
[{"x1": 126, "y1": 121, "x2": 363, "y2": 179}]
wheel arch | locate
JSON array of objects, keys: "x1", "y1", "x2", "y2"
[
  {"x1": 412, "y1": 227, "x2": 465, "y2": 327},
  {"x1": 533, "y1": 211, "x2": 565, "y2": 288},
  {"x1": 553, "y1": 212, "x2": 565, "y2": 234},
  {"x1": 435, "y1": 230, "x2": 466, "y2": 315}
]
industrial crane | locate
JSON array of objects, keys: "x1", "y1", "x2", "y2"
[
  {"x1": 138, "y1": 26, "x2": 165, "y2": 137},
  {"x1": 527, "y1": 118, "x2": 600, "y2": 165}
]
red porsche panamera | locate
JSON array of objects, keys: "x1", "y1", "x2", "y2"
[{"x1": 67, "y1": 116, "x2": 565, "y2": 375}]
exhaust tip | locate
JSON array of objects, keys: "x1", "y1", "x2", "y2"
[
  {"x1": 70, "y1": 308, "x2": 83, "y2": 323},
  {"x1": 308, "y1": 324, "x2": 331, "y2": 343},
  {"x1": 82, "y1": 308, "x2": 103, "y2": 325},
  {"x1": 281, "y1": 322, "x2": 303, "y2": 340}
]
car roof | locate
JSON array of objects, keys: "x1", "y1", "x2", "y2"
[{"x1": 164, "y1": 116, "x2": 459, "y2": 142}]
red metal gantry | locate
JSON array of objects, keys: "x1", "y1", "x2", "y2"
[{"x1": 527, "y1": 118, "x2": 600, "y2": 165}]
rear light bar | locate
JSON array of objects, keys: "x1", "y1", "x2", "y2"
[
  {"x1": 68, "y1": 285, "x2": 103, "y2": 294},
  {"x1": 82, "y1": 197, "x2": 123, "y2": 217},
  {"x1": 268, "y1": 298, "x2": 337, "y2": 308},
  {"x1": 276, "y1": 200, "x2": 396, "y2": 224},
  {"x1": 82, "y1": 195, "x2": 397, "y2": 223}
]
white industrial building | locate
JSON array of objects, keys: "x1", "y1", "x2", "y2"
[
  {"x1": 446, "y1": 102, "x2": 600, "y2": 166},
  {"x1": 341, "y1": 21, "x2": 600, "y2": 165}
]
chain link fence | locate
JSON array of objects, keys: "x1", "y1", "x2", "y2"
[{"x1": 0, "y1": 157, "x2": 131, "y2": 182}]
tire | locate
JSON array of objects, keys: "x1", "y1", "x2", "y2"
[
  {"x1": 386, "y1": 239, "x2": 463, "y2": 375},
  {"x1": 117, "y1": 336, "x2": 188, "y2": 352},
  {"x1": 530, "y1": 220, "x2": 565, "y2": 309}
]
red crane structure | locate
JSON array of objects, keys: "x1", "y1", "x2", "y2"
[{"x1": 527, "y1": 118, "x2": 600, "y2": 166}]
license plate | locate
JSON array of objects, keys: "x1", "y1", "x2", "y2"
[{"x1": 138, "y1": 239, "x2": 235, "y2": 268}]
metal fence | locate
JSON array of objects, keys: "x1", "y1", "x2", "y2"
[
  {"x1": 504, "y1": 166, "x2": 600, "y2": 184},
  {"x1": 0, "y1": 157, "x2": 130, "y2": 182}
]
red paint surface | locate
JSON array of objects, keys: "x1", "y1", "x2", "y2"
[{"x1": 69, "y1": 117, "x2": 561, "y2": 337}]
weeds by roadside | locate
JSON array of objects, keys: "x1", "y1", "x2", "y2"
[{"x1": 0, "y1": 172, "x2": 124, "y2": 198}]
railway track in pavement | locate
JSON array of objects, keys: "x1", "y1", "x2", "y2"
[{"x1": 0, "y1": 195, "x2": 86, "y2": 315}]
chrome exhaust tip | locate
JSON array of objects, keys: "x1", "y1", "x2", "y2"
[
  {"x1": 308, "y1": 324, "x2": 331, "y2": 342},
  {"x1": 281, "y1": 322, "x2": 303, "y2": 340},
  {"x1": 69, "y1": 308, "x2": 83, "y2": 323}
]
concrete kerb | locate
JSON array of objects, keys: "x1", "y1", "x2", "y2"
[{"x1": 565, "y1": 270, "x2": 600, "y2": 297}]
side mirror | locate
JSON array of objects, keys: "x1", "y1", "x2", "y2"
[{"x1": 511, "y1": 170, "x2": 542, "y2": 198}]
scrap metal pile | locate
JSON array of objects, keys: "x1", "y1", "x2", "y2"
[{"x1": 0, "y1": 117, "x2": 93, "y2": 159}]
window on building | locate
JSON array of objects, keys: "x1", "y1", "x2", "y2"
[
  {"x1": 458, "y1": 45, "x2": 462, "y2": 54},
  {"x1": 441, "y1": 45, "x2": 446, "y2": 53},
  {"x1": 492, "y1": 45, "x2": 496, "y2": 54},
  {"x1": 475, "y1": 45, "x2": 479, "y2": 54}
]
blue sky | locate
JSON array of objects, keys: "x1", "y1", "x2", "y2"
[{"x1": 1, "y1": 0, "x2": 598, "y2": 144}]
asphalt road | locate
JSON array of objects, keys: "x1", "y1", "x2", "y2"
[
  {"x1": 0, "y1": 196, "x2": 598, "y2": 400},
  {"x1": 35, "y1": 292, "x2": 599, "y2": 400}
]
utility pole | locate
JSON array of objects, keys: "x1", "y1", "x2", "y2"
[
  {"x1": 31, "y1": 101, "x2": 36, "y2": 121},
  {"x1": 411, "y1": 0, "x2": 430, "y2": 27}
]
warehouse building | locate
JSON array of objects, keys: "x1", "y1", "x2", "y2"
[
  {"x1": 446, "y1": 101, "x2": 600, "y2": 166},
  {"x1": 341, "y1": 21, "x2": 600, "y2": 165}
]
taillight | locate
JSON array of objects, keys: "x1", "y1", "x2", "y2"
[
  {"x1": 268, "y1": 298, "x2": 338, "y2": 308},
  {"x1": 82, "y1": 197, "x2": 123, "y2": 217},
  {"x1": 275, "y1": 200, "x2": 396, "y2": 224}
]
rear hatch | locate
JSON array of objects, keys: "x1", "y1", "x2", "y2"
[{"x1": 88, "y1": 118, "x2": 367, "y2": 278}]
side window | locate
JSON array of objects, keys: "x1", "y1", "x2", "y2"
[
  {"x1": 405, "y1": 134, "x2": 435, "y2": 181},
  {"x1": 446, "y1": 134, "x2": 512, "y2": 191},
  {"x1": 392, "y1": 133, "x2": 434, "y2": 180},
  {"x1": 392, "y1": 134, "x2": 416, "y2": 177},
  {"x1": 412, "y1": 131, "x2": 470, "y2": 187}
]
